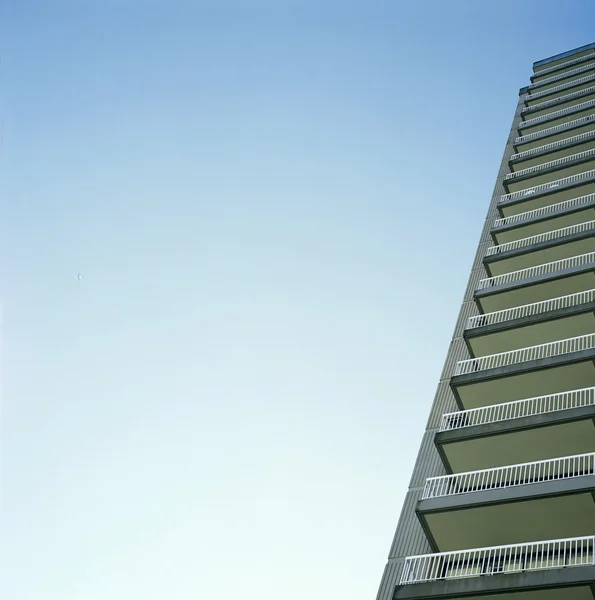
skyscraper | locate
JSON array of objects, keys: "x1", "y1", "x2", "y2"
[{"x1": 377, "y1": 42, "x2": 595, "y2": 600}]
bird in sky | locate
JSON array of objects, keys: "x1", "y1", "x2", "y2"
[{"x1": 76, "y1": 273, "x2": 84, "y2": 282}]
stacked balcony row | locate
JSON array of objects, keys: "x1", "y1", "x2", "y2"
[{"x1": 395, "y1": 50, "x2": 595, "y2": 600}]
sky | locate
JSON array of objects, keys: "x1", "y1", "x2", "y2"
[{"x1": 1, "y1": 1, "x2": 595, "y2": 599}]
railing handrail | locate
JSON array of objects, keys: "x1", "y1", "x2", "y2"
[
  {"x1": 467, "y1": 288, "x2": 595, "y2": 329},
  {"x1": 493, "y1": 193, "x2": 595, "y2": 227},
  {"x1": 405, "y1": 535, "x2": 594, "y2": 561},
  {"x1": 440, "y1": 386, "x2": 595, "y2": 432},
  {"x1": 486, "y1": 220, "x2": 595, "y2": 256},
  {"x1": 522, "y1": 85, "x2": 595, "y2": 114},
  {"x1": 477, "y1": 251, "x2": 595, "y2": 290},
  {"x1": 525, "y1": 74, "x2": 595, "y2": 101},
  {"x1": 512, "y1": 128, "x2": 595, "y2": 160},
  {"x1": 499, "y1": 168, "x2": 595, "y2": 204},
  {"x1": 533, "y1": 52, "x2": 595, "y2": 77},
  {"x1": 422, "y1": 452, "x2": 595, "y2": 500},
  {"x1": 454, "y1": 332, "x2": 595, "y2": 376},
  {"x1": 505, "y1": 147, "x2": 595, "y2": 181},
  {"x1": 520, "y1": 98, "x2": 595, "y2": 129},
  {"x1": 400, "y1": 535, "x2": 595, "y2": 585},
  {"x1": 516, "y1": 115, "x2": 595, "y2": 144}
]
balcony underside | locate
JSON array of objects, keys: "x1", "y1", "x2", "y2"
[
  {"x1": 505, "y1": 160, "x2": 595, "y2": 195},
  {"x1": 526, "y1": 81, "x2": 595, "y2": 108},
  {"x1": 419, "y1": 479, "x2": 595, "y2": 552},
  {"x1": 466, "y1": 309, "x2": 595, "y2": 357},
  {"x1": 485, "y1": 235, "x2": 595, "y2": 278},
  {"x1": 523, "y1": 90, "x2": 595, "y2": 121},
  {"x1": 510, "y1": 139, "x2": 595, "y2": 172},
  {"x1": 498, "y1": 181, "x2": 595, "y2": 218},
  {"x1": 475, "y1": 268, "x2": 595, "y2": 314},
  {"x1": 437, "y1": 406, "x2": 595, "y2": 473},
  {"x1": 492, "y1": 206, "x2": 595, "y2": 245},
  {"x1": 451, "y1": 352, "x2": 595, "y2": 410},
  {"x1": 393, "y1": 566, "x2": 595, "y2": 600}
]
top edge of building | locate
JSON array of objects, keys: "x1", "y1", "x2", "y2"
[{"x1": 534, "y1": 42, "x2": 595, "y2": 68}]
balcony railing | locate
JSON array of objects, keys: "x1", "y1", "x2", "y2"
[
  {"x1": 477, "y1": 251, "x2": 595, "y2": 291},
  {"x1": 529, "y1": 64, "x2": 595, "y2": 89},
  {"x1": 499, "y1": 168, "x2": 595, "y2": 204},
  {"x1": 505, "y1": 147, "x2": 595, "y2": 181},
  {"x1": 522, "y1": 85, "x2": 595, "y2": 114},
  {"x1": 440, "y1": 386, "x2": 595, "y2": 432},
  {"x1": 520, "y1": 98, "x2": 595, "y2": 129},
  {"x1": 485, "y1": 220, "x2": 595, "y2": 257},
  {"x1": 493, "y1": 193, "x2": 595, "y2": 227},
  {"x1": 454, "y1": 332, "x2": 595, "y2": 376},
  {"x1": 516, "y1": 115, "x2": 595, "y2": 144},
  {"x1": 512, "y1": 128, "x2": 595, "y2": 161},
  {"x1": 422, "y1": 452, "x2": 595, "y2": 500},
  {"x1": 400, "y1": 536, "x2": 595, "y2": 585},
  {"x1": 526, "y1": 74, "x2": 595, "y2": 101},
  {"x1": 467, "y1": 288, "x2": 595, "y2": 329}
]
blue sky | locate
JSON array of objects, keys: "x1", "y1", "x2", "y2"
[{"x1": 1, "y1": 2, "x2": 594, "y2": 599}]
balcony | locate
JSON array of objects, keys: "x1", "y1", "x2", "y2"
[
  {"x1": 511, "y1": 129, "x2": 595, "y2": 164},
  {"x1": 466, "y1": 286, "x2": 595, "y2": 357},
  {"x1": 504, "y1": 149, "x2": 595, "y2": 194},
  {"x1": 515, "y1": 115, "x2": 595, "y2": 153},
  {"x1": 528, "y1": 64, "x2": 595, "y2": 95},
  {"x1": 492, "y1": 193, "x2": 595, "y2": 245},
  {"x1": 417, "y1": 453, "x2": 595, "y2": 552},
  {"x1": 519, "y1": 98, "x2": 595, "y2": 135},
  {"x1": 483, "y1": 220, "x2": 595, "y2": 278},
  {"x1": 532, "y1": 51, "x2": 595, "y2": 81},
  {"x1": 423, "y1": 452, "x2": 595, "y2": 500},
  {"x1": 468, "y1": 289, "x2": 595, "y2": 330},
  {"x1": 451, "y1": 332, "x2": 595, "y2": 409},
  {"x1": 475, "y1": 251, "x2": 595, "y2": 313},
  {"x1": 522, "y1": 85, "x2": 595, "y2": 121},
  {"x1": 395, "y1": 536, "x2": 595, "y2": 600},
  {"x1": 525, "y1": 74, "x2": 595, "y2": 108},
  {"x1": 498, "y1": 169, "x2": 595, "y2": 217},
  {"x1": 437, "y1": 387, "x2": 595, "y2": 474}
]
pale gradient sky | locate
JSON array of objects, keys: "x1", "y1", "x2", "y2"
[{"x1": 1, "y1": 2, "x2": 594, "y2": 599}]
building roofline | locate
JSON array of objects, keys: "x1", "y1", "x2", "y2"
[{"x1": 534, "y1": 42, "x2": 595, "y2": 68}]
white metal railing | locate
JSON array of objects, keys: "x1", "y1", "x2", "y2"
[
  {"x1": 512, "y1": 128, "x2": 595, "y2": 160},
  {"x1": 520, "y1": 98, "x2": 595, "y2": 129},
  {"x1": 530, "y1": 64, "x2": 595, "y2": 90},
  {"x1": 493, "y1": 193, "x2": 595, "y2": 227},
  {"x1": 400, "y1": 536, "x2": 595, "y2": 585},
  {"x1": 516, "y1": 114, "x2": 595, "y2": 144},
  {"x1": 499, "y1": 168, "x2": 595, "y2": 204},
  {"x1": 454, "y1": 332, "x2": 595, "y2": 376},
  {"x1": 477, "y1": 251, "x2": 595, "y2": 290},
  {"x1": 505, "y1": 147, "x2": 595, "y2": 181},
  {"x1": 526, "y1": 74, "x2": 595, "y2": 101},
  {"x1": 467, "y1": 289, "x2": 595, "y2": 329},
  {"x1": 486, "y1": 220, "x2": 595, "y2": 256},
  {"x1": 533, "y1": 52, "x2": 595, "y2": 77},
  {"x1": 439, "y1": 386, "x2": 595, "y2": 432},
  {"x1": 523, "y1": 85, "x2": 595, "y2": 114},
  {"x1": 422, "y1": 452, "x2": 595, "y2": 499}
]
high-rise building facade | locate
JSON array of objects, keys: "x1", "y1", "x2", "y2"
[{"x1": 377, "y1": 42, "x2": 595, "y2": 600}]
